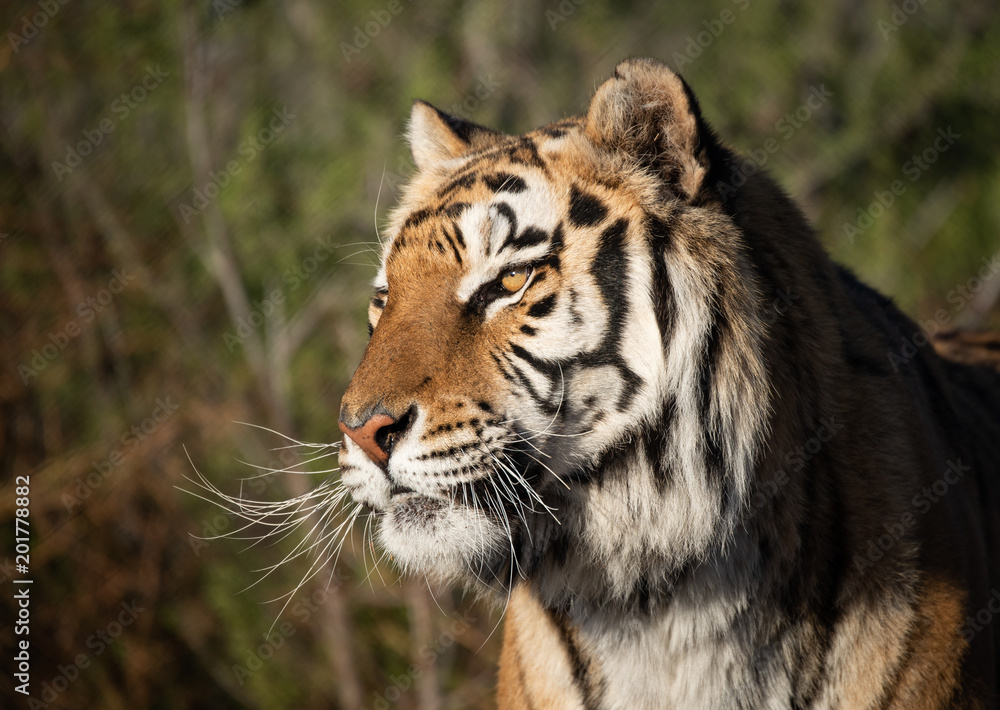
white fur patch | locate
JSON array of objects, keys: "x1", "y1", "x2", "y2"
[{"x1": 378, "y1": 493, "x2": 507, "y2": 584}]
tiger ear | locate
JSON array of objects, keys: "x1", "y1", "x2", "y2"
[
  {"x1": 584, "y1": 58, "x2": 725, "y2": 203},
  {"x1": 407, "y1": 100, "x2": 499, "y2": 170}
]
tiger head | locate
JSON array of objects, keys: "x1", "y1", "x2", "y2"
[{"x1": 338, "y1": 58, "x2": 773, "y2": 608}]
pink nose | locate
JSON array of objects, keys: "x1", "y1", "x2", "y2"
[{"x1": 339, "y1": 414, "x2": 396, "y2": 466}]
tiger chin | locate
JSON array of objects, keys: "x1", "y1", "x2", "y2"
[{"x1": 337, "y1": 58, "x2": 1000, "y2": 708}]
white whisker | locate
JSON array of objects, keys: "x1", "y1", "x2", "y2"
[{"x1": 178, "y1": 430, "x2": 360, "y2": 635}]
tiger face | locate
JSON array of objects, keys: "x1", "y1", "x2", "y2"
[{"x1": 339, "y1": 60, "x2": 769, "y2": 598}]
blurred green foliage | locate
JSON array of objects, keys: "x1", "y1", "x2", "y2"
[{"x1": 1, "y1": 0, "x2": 998, "y2": 708}]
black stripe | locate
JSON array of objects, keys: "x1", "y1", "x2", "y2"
[
  {"x1": 503, "y1": 226, "x2": 549, "y2": 252},
  {"x1": 569, "y1": 185, "x2": 608, "y2": 227},
  {"x1": 402, "y1": 207, "x2": 432, "y2": 230},
  {"x1": 633, "y1": 573, "x2": 653, "y2": 615},
  {"x1": 507, "y1": 136, "x2": 547, "y2": 172},
  {"x1": 442, "y1": 226, "x2": 463, "y2": 265},
  {"x1": 527, "y1": 294, "x2": 557, "y2": 319},
  {"x1": 550, "y1": 221, "x2": 564, "y2": 249},
  {"x1": 617, "y1": 369, "x2": 643, "y2": 412},
  {"x1": 592, "y1": 219, "x2": 629, "y2": 314},
  {"x1": 510, "y1": 343, "x2": 563, "y2": 385},
  {"x1": 429, "y1": 104, "x2": 492, "y2": 144},
  {"x1": 507, "y1": 351, "x2": 560, "y2": 416},
  {"x1": 580, "y1": 218, "x2": 645, "y2": 410},
  {"x1": 441, "y1": 201, "x2": 470, "y2": 219},
  {"x1": 484, "y1": 172, "x2": 527, "y2": 194},
  {"x1": 492, "y1": 202, "x2": 518, "y2": 256},
  {"x1": 438, "y1": 172, "x2": 477, "y2": 198},
  {"x1": 490, "y1": 351, "x2": 516, "y2": 382},
  {"x1": 548, "y1": 608, "x2": 602, "y2": 710},
  {"x1": 565, "y1": 431, "x2": 636, "y2": 485},
  {"x1": 547, "y1": 527, "x2": 569, "y2": 567},
  {"x1": 698, "y1": 304, "x2": 728, "y2": 502},
  {"x1": 568, "y1": 289, "x2": 583, "y2": 326},
  {"x1": 642, "y1": 395, "x2": 677, "y2": 489},
  {"x1": 542, "y1": 222, "x2": 564, "y2": 272},
  {"x1": 646, "y1": 213, "x2": 675, "y2": 342}
]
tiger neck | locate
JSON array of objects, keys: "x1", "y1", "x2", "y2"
[
  {"x1": 501, "y1": 538, "x2": 772, "y2": 710},
  {"x1": 498, "y1": 432, "x2": 801, "y2": 708}
]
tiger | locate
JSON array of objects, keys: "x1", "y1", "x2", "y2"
[{"x1": 337, "y1": 58, "x2": 1000, "y2": 708}]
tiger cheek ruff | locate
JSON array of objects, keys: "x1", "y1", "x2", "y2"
[{"x1": 337, "y1": 58, "x2": 1000, "y2": 708}]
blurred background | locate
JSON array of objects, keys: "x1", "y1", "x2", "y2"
[{"x1": 1, "y1": 0, "x2": 999, "y2": 708}]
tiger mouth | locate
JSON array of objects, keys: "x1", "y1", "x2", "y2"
[
  {"x1": 389, "y1": 490, "x2": 444, "y2": 507},
  {"x1": 351, "y1": 484, "x2": 425, "y2": 512},
  {"x1": 385, "y1": 468, "x2": 535, "y2": 516},
  {"x1": 343, "y1": 435, "x2": 546, "y2": 521},
  {"x1": 389, "y1": 483, "x2": 417, "y2": 498},
  {"x1": 384, "y1": 490, "x2": 453, "y2": 527},
  {"x1": 383, "y1": 484, "x2": 462, "y2": 513},
  {"x1": 388, "y1": 482, "x2": 479, "y2": 507}
]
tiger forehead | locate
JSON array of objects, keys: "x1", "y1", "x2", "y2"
[
  {"x1": 377, "y1": 126, "x2": 645, "y2": 293},
  {"x1": 383, "y1": 186, "x2": 563, "y2": 296},
  {"x1": 395, "y1": 126, "x2": 586, "y2": 221},
  {"x1": 382, "y1": 169, "x2": 555, "y2": 274}
]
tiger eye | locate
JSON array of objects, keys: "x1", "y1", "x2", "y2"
[{"x1": 501, "y1": 266, "x2": 529, "y2": 293}]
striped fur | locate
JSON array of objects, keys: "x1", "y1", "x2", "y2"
[{"x1": 338, "y1": 59, "x2": 1000, "y2": 708}]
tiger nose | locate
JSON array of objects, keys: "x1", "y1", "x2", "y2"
[{"x1": 338, "y1": 410, "x2": 412, "y2": 467}]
